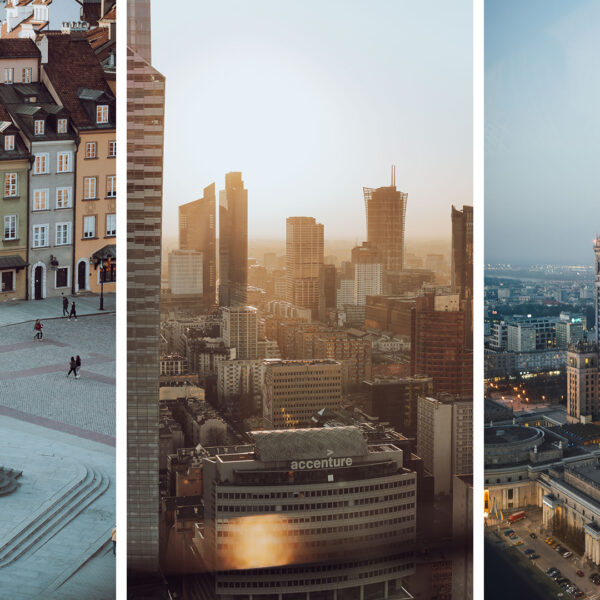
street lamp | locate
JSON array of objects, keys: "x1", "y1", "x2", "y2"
[{"x1": 90, "y1": 255, "x2": 106, "y2": 310}]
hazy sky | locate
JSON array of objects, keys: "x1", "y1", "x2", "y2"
[
  {"x1": 152, "y1": 0, "x2": 472, "y2": 243},
  {"x1": 485, "y1": 0, "x2": 600, "y2": 266}
]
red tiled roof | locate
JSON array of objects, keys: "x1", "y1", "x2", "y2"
[
  {"x1": 0, "y1": 38, "x2": 40, "y2": 58},
  {"x1": 43, "y1": 33, "x2": 113, "y2": 129}
]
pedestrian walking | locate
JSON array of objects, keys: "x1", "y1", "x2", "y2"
[
  {"x1": 62, "y1": 293, "x2": 69, "y2": 317},
  {"x1": 69, "y1": 301, "x2": 77, "y2": 321},
  {"x1": 66, "y1": 356, "x2": 77, "y2": 378},
  {"x1": 75, "y1": 355, "x2": 81, "y2": 379},
  {"x1": 33, "y1": 319, "x2": 43, "y2": 341}
]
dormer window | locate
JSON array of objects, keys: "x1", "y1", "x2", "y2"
[
  {"x1": 4, "y1": 68, "x2": 14, "y2": 84},
  {"x1": 4, "y1": 135, "x2": 15, "y2": 151},
  {"x1": 34, "y1": 120, "x2": 45, "y2": 136},
  {"x1": 96, "y1": 105, "x2": 109, "y2": 124},
  {"x1": 24, "y1": 96, "x2": 37, "y2": 104},
  {"x1": 22, "y1": 68, "x2": 32, "y2": 84},
  {"x1": 57, "y1": 119, "x2": 68, "y2": 134}
]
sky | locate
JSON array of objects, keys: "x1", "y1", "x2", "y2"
[
  {"x1": 151, "y1": 0, "x2": 472, "y2": 244},
  {"x1": 485, "y1": 0, "x2": 600, "y2": 266},
  {"x1": 0, "y1": 0, "x2": 80, "y2": 29}
]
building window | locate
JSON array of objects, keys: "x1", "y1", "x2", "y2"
[
  {"x1": 34, "y1": 119, "x2": 45, "y2": 136},
  {"x1": 83, "y1": 215, "x2": 96, "y2": 238},
  {"x1": 55, "y1": 222, "x2": 71, "y2": 246},
  {"x1": 4, "y1": 135, "x2": 15, "y2": 151},
  {"x1": 85, "y1": 142, "x2": 97, "y2": 159},
  {"x1": 57, "y1": 152, "x2": 72, "y2": 173},
  {"x1": 108, "y1": 140, "x2": 116, "y2": 157},
  {"x1": 83, "y1": 177, "x2": 97, "y2": 200},
  {"x1": 33, "y1": 153, "x2": 49, "y2": 174},
  {"x1": 33, "y1": 189, "x2": 48, "y2": 211},
  {"x1": 96, "y1": 104, "x2": 109, "y2": 124},
  {"x1": 22, "y1": 67, "x2": 32, "y2": 83},
  {"x1": 57, "y1": 118, "x2": 67, "y2": 133},
  {"x1": 4, "y1": 215, "x2": 17, "y2": 240},
  {"x1": 56, "y1": 187, "x2": 72, "y2": 209},
  {"x1": 4, "y1": 172, "x2": 17, "y2": 197},
  {"x1": 100, "y1": 263, "x2": 116, "y2": 283},
  {"x1": 1, "y1": 270, "x2": 15, "y2": 292},
  {"x1": 4, "y1": 68, "x2": 14, "y2": 84},
  {"x1": 106, "y1": 175, "x2": 116, "y2": 198},
  {"x1": 106, "y1": 213, "x2": 116, "y2": 237},
  {"x1": 55, "y1": 267, "x2": 69, "y2": 288},
  {"x1": 32, "y1": 224, "x2": 49, "y2": 248}
]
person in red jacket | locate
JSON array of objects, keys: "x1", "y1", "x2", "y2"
[{"x1": 33, "y1": 319, "x2": 43, "y2": 341}]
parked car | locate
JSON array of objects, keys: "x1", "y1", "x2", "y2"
[
  {"x1": 546, "y1": 537, "x2": 555, "y2": 545},
  {"x1": 528, "y1": 553, "x2": 539, "y2": 560},
  {"x1": 547, "y1": 567, "x2": 559, "y2": 575},
  {"x1": 530, "y1": 532, "x2": 537, "y2": 539},
  {"x1": 524, "y1": 548, "x2": 535, "y2": 555},
  {"x1": 562, "y1": 551, "x2": 573, "y2": 558},
  {"x1": 576, "y1": 570, "x2": 584, "y2": 577}
]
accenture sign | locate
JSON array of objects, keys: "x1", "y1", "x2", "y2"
[{"x1": 290, "y1": 457, "x2": 353, "y2": 470}]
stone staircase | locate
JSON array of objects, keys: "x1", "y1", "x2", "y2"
[
  {"x1": 0, "y1": 466, "x2": 22, "y2": 497},
  {"x1": 0, "y1": 463, "x2": 110, "y2": 567}
]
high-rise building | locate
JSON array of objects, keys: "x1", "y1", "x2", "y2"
[
  {"x1": 411, "y1": 293, "x2": 472, "y2": 396},
  {"x1": 451, "y1": 205, "x2": 473, "y2": 298},
  {"x1": 363, "y1": 171, "x2": 408, "y2": 272},
  {"x1": 567, "y1": 341, "x2": 599, "y2": 422},
  {"x1": 222, "y1": 305, "x2": 258, "y2": 360},
  {"x1": 219, "y1": 172, "x2": 248, "y2": 307},
  {"x1": 417, "y1": 394, "x2": 473, "y2": 495},
  {"x1": 262, "y1": 358, "x2": 342, "y2": 428},
  {"x1": 318, "y1": 263, "x2": 337, "y2": 321},
  {"x1": 168, "y1": 250, "x2": 203, "y2": 295},
  {"x1": 595, "y1": 235, "x2": 600, "y2": 347},
  {"x1": 285, "y1": 216, "x2": 324, "y2": 319},
  {"x1": 127, "y1": 0, "x2": 164, "y2": 573},
  {"x1": 179, "y1": 182, "x2": 216, "y2": 304}
]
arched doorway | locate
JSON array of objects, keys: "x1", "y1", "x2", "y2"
[
  {"x1": 33, "y1": 264, "x2": 44, "y2": 300},
  {"x1": 77, "y1": 259, "x2": 88, "y2": 292}
]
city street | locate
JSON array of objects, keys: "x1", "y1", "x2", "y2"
[
  {"x1": 487, "y1": 508, "x2": 600, "y2": 599},
  {"x1": 0, "y1": 295, "x2": 115, "y2": 598}
]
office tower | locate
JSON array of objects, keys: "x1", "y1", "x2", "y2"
[
  {"x1": 452, "y1": 474, "x2": 473, "y2": 600},
  {"x1": 219, "y1": 172, "x2": 248, "y2": 307},
  {"x1": 262, "y1": 358, "x2": 342, "y2": 428},
  {"x1": 285, "y1": 216, "x2": 324, "y2": 319},
  {"x1": 179, "y1": 182, "x2": 216, "y2": 304},
  {"x1": 410, "y1": 293, "x2": 472, "y2": 396},
  {"x1": 168, "y1": 250, "x2": 203, "y2": 295},
  {"x1": 194, "y1": 427, "x2": 416, "y2": 599},
  {"x1": 127, "y1": 0, "x2": 164, "y2": 573},
  {"x1": 363, "y1": 169, "x2": 408, "y2": 272},
  {"x1": 364, "y1": 375, "x2": 433, "y2": 438},
  {"x1": 451, "y1": 205, "x2": 473, "y2": 297},
  {"x1": 417, "y1": 394, "x2": 473, "y2": 495},
  {"x1": 506, "y1": 323, "x2": 537, "y2": 352},
  {"x1": 222, "y1": 305, "x2": 258, "y2": 360},
  {"x1": 595, "y1": 236, "x2": 600, "y2": 348},
  {"x1": 567, "y1": 342, "x2": 599, "y2": 421},
  {"x1": 318, "y1": 263, "x2": 337, "y2": 321}
]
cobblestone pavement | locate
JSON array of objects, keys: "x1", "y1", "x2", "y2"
[
  {"x1": 0, "y1": 312, "x2": 115, "y2": 440},
  {"x1": 0, "y1": 292, "x2": 115, "y2": 327}
]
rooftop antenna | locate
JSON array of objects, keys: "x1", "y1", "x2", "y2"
[{"x1": 391, "y1": 165, "x2": 395, "y2": 188}]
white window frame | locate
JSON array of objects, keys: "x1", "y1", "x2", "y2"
[
  {"x1": 4, "y1": 215, "x2": 17, "y2": 240},
  {"x1": 83, "y1": 215, "x2": 96, "y2": 239},
  {"x1": 4, "y1": 135, "x2": 15, "y2": 151},
  {"x1": 1, "y1": 269, "x2": 15, "y2": 293},
  {"x1": 4, "y1": 172, "x2": 18, "y2": 197},
  {"x1": 55, "y1": 266, "x2": 70, "y2": 289},
  {"x1": 33, "y1": 189, "x2": 49, "y2": 211},
  {"x1": 33, "y1": 153, "x2": 49, "y2": 175},
  {"x1": 56, "y1": 151, "x2": 72, "y2": 173},
  {"x1": 56, "y1": 187, "x2": 72, "y2": 209},
  {"x1": 108, "y1": 140, "x2": 116, "y2": 157},
  {"x1": 32, "y1": 224, "x2": 49, "y2": 248},
  {"x1": 83, "y1": 176, "x2": 97, "y2": 200},
  {"x1": 55, "y1": 222, "x2": 71, "y2": 246},
  {"x1": 34, "y1": 119, "x2": 45, "y2": 136},
  {"x1": 22, "y1": 67, "x2": 32, "y2": 83},
  {"x1": 4, "y1": 68, "x2": 14, "y2": 84},
  {"x1": 96, "y1": 104, "x2": 109, "y2": 124},
  {"x1": 106, "y1": 175, "x2": 116, "y2": 198},
  {"x1": 106, "y1": 213, "x2": 116, "y2": 237},
  {"x1": 57, "y1": 118, "x2": 67, "y2": 133},
  {"x1": 85, "y1": 141, "x2": 97, "y2": 159}
]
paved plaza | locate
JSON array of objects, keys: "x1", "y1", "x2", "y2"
[{"x1": 0, "y1": 294, "x2": 115, "y2": 598}]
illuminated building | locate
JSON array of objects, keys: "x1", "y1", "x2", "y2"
[
  {"x1": 179, "y1": 182, "x2": 216, "y2": 304},
  {"x1": 285, "y1": 216, "x2": 324, "y2": 319},
  {"x1": 193, "y1": 426, "x2": 417, "y2": 599},
  {"x1": 127, "y1": 0, "x2": 165, "y2": 573},
  {"x1": 595, "y1": 236, "x2": 600, "y2": 348},
  {"x1": 567, "y1": 341, "x2": 599, "y2": 422},
  {"x1": 219, "y1": 172, "x2": 248, "y2": 307},
  {"x1": 363, "y1": 170, "x2": 407, "y2": 272},
  {"x1": 262, "y1": 359, "x2": 342, "y2": 429}
]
